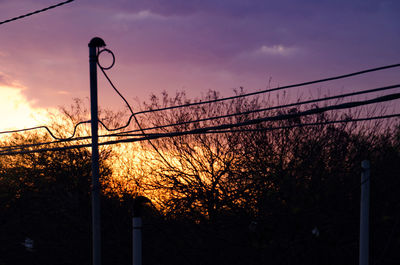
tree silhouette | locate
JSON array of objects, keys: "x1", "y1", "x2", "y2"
[{"x1": 1, "y1": 94, "x2": 399, "y2": 265}]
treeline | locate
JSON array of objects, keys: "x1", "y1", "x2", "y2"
[{"x1": 0, "y1": 92, "x2": 399, "y2": 265}]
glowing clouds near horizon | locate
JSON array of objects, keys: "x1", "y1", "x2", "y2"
[{"x1": 0, "y1": 85, "x2": 51, "y2": 131}]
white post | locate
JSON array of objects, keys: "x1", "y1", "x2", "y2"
[
  {"x1": 133, "y1": 216, "x2": 142, "y2": 265},
  {"x1": 359, "y1": 160, "x2": 370, "y2": 265}
]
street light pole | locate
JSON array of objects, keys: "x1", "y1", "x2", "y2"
[{"x1": 89, "y1": 37, "x2": 106, "y2": 265}]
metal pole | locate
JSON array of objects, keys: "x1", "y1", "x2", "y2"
[
  {"x1": 89, "y1": 37, "x2": 106, "y2": 265},
  {"x1": 359, "y1": 160, "x2": 370, "y2": 265},
  {"x1": 133, "y1": 216, "x2": 142, "y2": 265}
]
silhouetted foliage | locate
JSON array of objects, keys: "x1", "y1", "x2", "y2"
[
  {"x1": 130, "y1": 90, "x2": 399, "y2": 265},
  {"x1": 1, "y1": 93, "x2": 399, "y2": 265},
  {"x1": 0, "y1": 101, "x2": 114, "y2": 265}
]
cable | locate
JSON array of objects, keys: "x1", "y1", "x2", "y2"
[
  {"x1": 0, "y1": 0, "x2": 75, "y2": 25},
  {"x1": 0, "y1": 141, "x2": 91, "y2": 156},
  {"x1": 1, "y1": 86, "x2": 399, "y2": 152},
  {"x1": 1, "y1": 113, "x2": 398, "y2": 156},
  {"x1": 130, "y1": 63, "x2": 400, "y2": 116},
  {"x1": 97, "y1": 49, "x2": 115, "y2": 70},
  {"x1": 1, "y1": 93, "x2": 398, "y2": 156},
  {"x1": 97, "y1": 63, "x2": 400, "y2": 132},
  {"x1": 113, "y1": 84, "x2": 400, "y2": 136},
  {"x1": 2, "y1": 80, "x2": 398, "y2": 151},
  {"x1": 0, "y1": 120, "x2": 91, "y2": 140},
  {"x1": 177, "y1": 114, "x2": 400, "y2": 135},
  {"x1": 0, "y1": 129, "x2": 165, "y2": 152},
  {"x1": 0, "y1": 63, "x2": 398, "y2": 139},
  {"x1": 0, "y1": 135, "x2": 88, "y2": 153},
  {"x1": 97, "y1": 51, "x2": 185, "y2": 172},
  {"x1": 3, "y1": 113, "x2": 399, "y2": 153},
  {"x1": 98, "y1": 66, "x2": 134, "y2": 131},
  {"x1": 86, "y1": 93, "x2": 400, "y2": 145}
]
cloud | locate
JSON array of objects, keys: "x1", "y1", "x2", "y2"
[
  {"x1": 0, "y1": 84, "x2": 52, "y2": 131},
  {"x1": 257, "y1": 45, "x2": 297, "y2": 56},
  {"x1": 57, "y1": 90, "x2": 70, "y2": 95},
  {"x1": 114, "y1": 10, "x2": 168, "y2": 21}
]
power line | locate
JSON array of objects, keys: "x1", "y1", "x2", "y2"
[
  {"x1": 1, "y1": 113, "x2": 398, "y2": 156},
  {"x1": 1, "y1": 83, "x2": 399, "y2": 152},
  {"x1": 0, "y1": 120, "x2": 91, "y2": 140},
  {"x1": 94, "y1": 45, "x2": 400, "y2": 137},
  {"x1": 98, "y1": 63, "x2": 134, "y2": 132},
  {"x1": 0, "y1": 131, "x2": 162, "y2": 153},
  {"x1": 98, "y1": 93, "x2": 400, "y2": 145},
  {"x1": 4, "y1": 112, "x2": 399, "y2": 153},
  {"x1": 95, "y1": 113, "x2": 400, "y2": 138},
  {"x1": 98, "y1": 50, "x2": 181, "y2": 171},
  {"x1": 0, "y1": 63, "x2": 398, "y2": 140},
  {"x1": 182, "y1": 114, "x2": 400, "y2": 135},
  {"x1": 1, "y1": 92, "x2": 398, "y2": 156},
  {"x1": 5, "y1": 81, "x2": 400, "y2": 151},
  {"x1": 0, "y1": 0, "x2": 75, "y2": 25},
  {"x1": 130, "y1": 63, "x2": 400, "y2": 116},
  {"x1": 96, "y1": 63, "x2": 400, "y2": 133},
  {"x1": 112, "y1": 83, "x2": 400, "y2": 136}
]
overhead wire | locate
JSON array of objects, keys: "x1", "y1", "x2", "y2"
[
  {"x1": 98, "y1": 63, "x2": 134, "y2": 132},
  {"x1": 1, "y1": 80, "x2": 399, "y2": 153},
  {"x1": 0, "y1": 62, "x2": 399, "y2": 140},
  {"x1": 1, "y1": 93, "x2": 399, "y2": 156},
  {"x1": 2, "y1": 112, "x2": 399, "y2": 154},
  {"x1": 2, "y1": 81, "x2": 397, "y2": 145},
  {"x1": 94, "y1": 52, "x2": 400, "y2": 185},
  {"x1": 1, "y1": 113, "x2": 398, "y2": 156},
  {"x1": 112, "y1": 83, "x2": 400, "y2": 136},
  {"x1": 178, "y1": 113, "x2": 400, "y2": 135},
  {"x1": 97, "y1": 49, "x2": 181, "y2": 170},
  {"x1": 0, "y1": 0, "x2": 75, "y2": 25},
  {"x1": 96, "y1": 92, "x2": 400, "y2": 145},
  {"x1": 94, "y1": 48, "x2": 400, "y2": 137},
  {"x1": 94, "y1": 63, "x2": 400, "y2": 133},
  {"x1": 0, "y1": 120, "x2": 91, "y2": 140},
  {"x1": 130, "y1": 63, "x2": 400, "y2": 115}
]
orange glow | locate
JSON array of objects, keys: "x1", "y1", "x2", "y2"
[{"x1": 0, "y1": 85, "x2": 53, "y2": 131}]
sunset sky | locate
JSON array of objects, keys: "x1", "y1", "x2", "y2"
[{"x1": 1, "y1": 0, "x2": 399, "y2": 131}]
